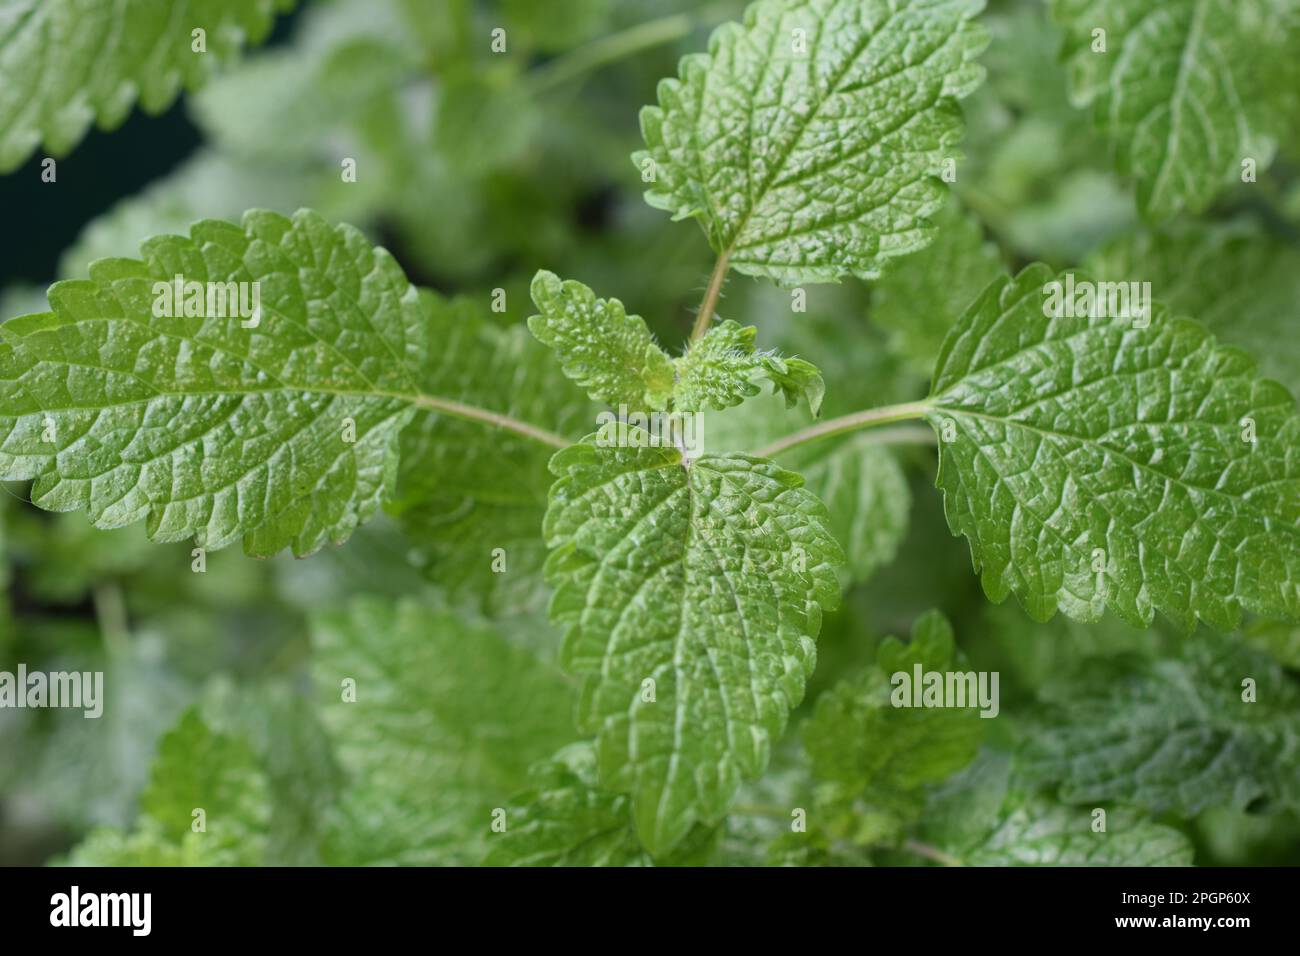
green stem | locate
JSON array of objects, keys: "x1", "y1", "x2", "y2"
[
  {"x1": 754, "y1": 401, "x2": 934, "y2": 458},
  {"x1": 903, "y1": 838, "x2": 964, "y2": 867},
  {"x1": 690, "y1": 247, "x2": 733, "y2": 343},
  {"x1": 529, "y1": 1, "x2": 739, "y2": 94},
  {"x1": 93, "y1": 583, "x2": 130, "y2": 658},
  {"x1": 409, "y1": 393, "x2": 570, "y2": 449}
]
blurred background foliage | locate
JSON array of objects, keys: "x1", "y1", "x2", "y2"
[{"x1": 1, "y1": 0, "x2": 1298, "y2": 865}]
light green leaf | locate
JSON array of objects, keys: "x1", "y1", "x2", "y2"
[
  {"x1": 544, "y1": 422, "x2": 842, "y2": 854},
  {"x1": 1085, "y1": 221, "x2": 1300, "y2": 393},
  {"x1": 483, "y1": 742, "x2": 717, "y2": 866},
  {"x1": 1023, "y1": 633, "x2": 1300, "y2": 815},
  {"x1": 0, "y1": 0, "x2": 296, "y2": 172},
  {"x1": 0, "y1": 210, "x2": 566, "y2": 558},
  {"x1": 311, "y1": 597, "x2": 577, "y2": 865},
  {"x1": 64, "y1": 708, "x2": 270, "y2": 867},
  {"x1": 927, "y1": 263, "x2": 1300, "y2": 630},
  {"x1": 636, "y1": 0, "x2": 987, "y2": 284},
  {"x1": 919, "y1": 752, "x2": 1194, "y2": 866},
  {"x1": 528, "y1": 271, "x2": 675, "y2": 410},
  {"x1": 676, "y1": 320, "x2": 823, "y2": 414},
  {"x1": 1051, "y1": 0, "x2": 1300, "y2": 219},
  {"x1": 137, "y1": 708, "x2": 270, "y2": 860},
  {"x1": 805, "y1": 611, "x2": 984, "y2": 804},
  {"x1": 869, "y1": 198, "x2": 1004, "y2": 376}
]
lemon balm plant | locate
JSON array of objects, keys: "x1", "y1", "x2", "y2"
[{"x1": 1, "y1": 0, "x2": 1299, "y2": 867}]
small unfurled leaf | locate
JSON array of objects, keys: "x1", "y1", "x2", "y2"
[
  {"x1": 675, "y1": 320, "x2": 824, "y2": 414},
  {"x1": 927, "y1": 263, "x2": 1300, "y2": 631},
  {"x1": 483, "y1": 742, "x2": 716, "y2": 866},
  {"x1": 311, "y1": 597, "x2": 576, "y2": 865},
  {"x1": 636, "y1": 0, "x2": 987, "y2": 284},
  {"x1": 1022, "y1": 633, "x2": 1300, "y2": 815},
  {"x1": 0, "y1": 0, "x2": 297, "y2": 172},
  {"x1": 544, "y1": 422, "x2": 842, "y2": 854},
  {"x1": 528, "y1": 271, "x2": 675, "y2": 410}
]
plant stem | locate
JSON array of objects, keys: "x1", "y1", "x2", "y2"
[
  {"x1": 410, "y1": 394, "x2": 571, "y2": 449},
  {"x1": 93, "y1": 583, "x2": 131, "y2": 658},
  {"x1": 754, "y1": 401, "x2": 934, "y2": 458},
  {"x1": 529, "y1": 2, "x2": 739, "y2": 94},
  {"x1": 902, "y1": 838, "x2": 964, "y2": 867},
  {"x1": 691, "y1": 247, "x2": 733, "y2": 343}
]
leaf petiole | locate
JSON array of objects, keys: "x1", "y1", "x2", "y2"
[{"x1": 754, "y1": 401, "x2": 934, "y2": 458}]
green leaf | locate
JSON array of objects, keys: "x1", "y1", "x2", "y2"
[
  {"x1": 927, "y1": 263, "x2": 1300, "y2": 631},
  {"x1": 0, "y1": 210, "x2": 568, "y2": 558},
  {"x1": 483, "y1": 742, "x2": 717, "y2": 866},
  {"x1": 63, "y1": 708, "x2": 270, "y2": 866},
  {"x1": 543, "y1": 422, "x2": 843, "y2": 853},
  {"x1": 137, "y1": 708, "x2": 270, "y2": 860},
  {"x1": 311, "y1": 597, "x2": 577, "y2": 865},
  {"x1": 805, "y1": 611, "x2": 984, "y2": 807},
  {"x1": 1022, "y1": 632, "x2": 1300, "y2": 815},
  {"x1": 0, "y1": 0, "x2": 296, "y2": 172},
  {"x1": 528, "y1": 271, "x2": 675, "y2": 410},
  {"x1": 675, "y1": 320, "x2": 823, "y2": 414},
  {"x1": 918, "y1": 752, "x2": 1194, "y2": 866},
  {"x1": 636, "y1": 0, "x2": 987, "y2": 284},
  {"x1": 1051, "y1": 0, "x2": 1300, "y2": 219},
  {"x1": 869, "y1": 198, "x2": 1004, "y2": 376},
  {"x1": 1085, "y1": 221, "x2": 1300, "y2": 393}
]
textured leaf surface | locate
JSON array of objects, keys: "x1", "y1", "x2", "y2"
[
  {"x1": 805, "y1": 611, "x2": 984, "y2": 798},
  {"x1": 920, "y1": 752, "x2": 1194, "y2": 866},
  {"x1": 1085, "y1": 222, "x2": 1300, "y2": 393},
  {"x1": 483, "y1": 742, "x2": 716, "y2": 866},
  {"x1": 1023, "y1": 634, "x2": 1300, "y2": 815},
  {"x1": 544, "y1": 422, "x2": 842, "y2": 853},
  {"x1": 1052, "y1": 0, "x2": 1300, "y2": 218},
  {"x1": 311, "y1": 598, "x2": 576, "y2": 865},
  {"x1": 528, "y1": 271, "x2": 674, "y2": 410},
  {"x1": 0, "y1": 210, "x2": 518, "y2": 557},
  {"x1": 636, "y1": 0, "x2": 988, "y2": 283},
  {"x1": 676, "y1": 320, "x2": 824, "y2": 414},
  {"x1": 870, "y1": 199, "x2": 1004, "y2": 376},
  {"x1": 0, "y1": 0, "x2": 296, "y2": 172},
  {"x1": 927, "y1": 263, "x2": 1300, "y2": 630}
]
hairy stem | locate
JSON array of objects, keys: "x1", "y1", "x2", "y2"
[
  {"x1": 754, "y1": 401, "x2": 933, "y2": 458},
  {"x1": 410, "y1": 394, "x2": 571, "y2": 449},
  {"x1": 530, "y1": 1, "x2": 739, "y2": 94},
  {"x1": 691, "y1": 247, "x2": 733, "y2": 343}
]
